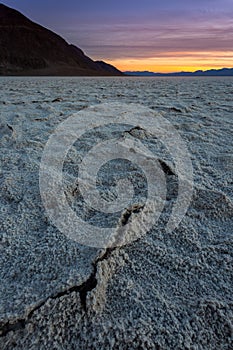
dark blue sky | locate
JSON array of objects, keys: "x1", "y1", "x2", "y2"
[{"x1": 2, "y1": 0, "x2": 233, "y2": 72}]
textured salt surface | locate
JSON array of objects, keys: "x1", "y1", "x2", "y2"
[{"x1": 0, "y1": 77, "x2": 232, "y2": 349}]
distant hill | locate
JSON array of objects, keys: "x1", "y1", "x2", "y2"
[
  {"x1": 125, "y1": 68, "x2": 233, "y2": 77},
  {"x1": 0, "y1": 3, "x2": 123, "y2": 76}
]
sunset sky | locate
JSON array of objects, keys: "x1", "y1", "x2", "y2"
[{"x1": 3, "y1": 0, "x2": 233, "y2": 72}]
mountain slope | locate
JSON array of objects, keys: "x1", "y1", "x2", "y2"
[{"x1": 0, "y1": 3, "x2": 123, "y2": 76}]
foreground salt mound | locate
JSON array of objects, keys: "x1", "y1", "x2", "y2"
[{"x1": 0, "y1": 77, "x2": 232, "y2": 349}]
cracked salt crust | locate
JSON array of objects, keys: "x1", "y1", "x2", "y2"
[{"x1": 0, "y1": 76, "x2": 232, "y2": 349}]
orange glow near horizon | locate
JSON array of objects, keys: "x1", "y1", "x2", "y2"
[{"x1": 104, "y1": 51, "x2": 233, "y2": 73}]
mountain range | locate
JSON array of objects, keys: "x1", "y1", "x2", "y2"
[
  {"x1": 0, "y1": 3, "x2": 123, "y2": 76},
  {"x1": 125, "y1": 68, "x2": 233, "y2": 76}
]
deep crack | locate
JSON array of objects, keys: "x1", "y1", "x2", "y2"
[
  {"x1": 0, "y1": 204, "x2": 145, "y2": 338},
  {"x1": 0, "y1": 243, "x2": 119, "y2": 339},
  {"x1": 0, "y1": 265, "x2": 98, "y2": 338},
  {"x1": 158, "y1": 159, "x2": 175, "y2": 176},
  {"x1": 79, "y1": 268, "x2": 97, "y2": 312}
]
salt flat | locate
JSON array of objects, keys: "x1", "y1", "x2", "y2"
[{"x1": 0, "y1": 77, "x2": 232, "y2": 349}]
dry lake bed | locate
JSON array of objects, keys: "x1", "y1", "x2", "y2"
[{"x1": 0, "y1": 77, "x2": 232, "y2": 349}]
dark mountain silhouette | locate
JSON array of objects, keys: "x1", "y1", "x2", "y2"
[
  {"x1": 0, "y1": 3, "x2": 123, "y2": 76},
  {"x1": 125, "y1": 68, "x2": 233, "y2": 77}
]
